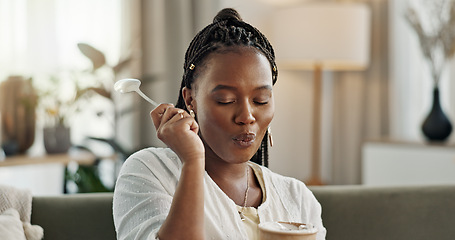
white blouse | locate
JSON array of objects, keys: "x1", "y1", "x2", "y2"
[{"x1": 113, "y1": 147, "x2": 326, "y2": 240}]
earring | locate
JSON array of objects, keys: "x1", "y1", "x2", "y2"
[
  {"x1": 268, "y1": 126, "x2": 273, "y2": 147},
  {"x1": 189, "y1": 109, "x2": 196, "y2": 118}
]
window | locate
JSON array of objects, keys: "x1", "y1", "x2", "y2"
[{"x1": 0, "y1": 0, "x2": 123, "y2": 148}]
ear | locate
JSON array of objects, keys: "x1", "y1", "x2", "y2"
[{"x1": 182, "y1": 87, "x2": 195, "y2": 111}]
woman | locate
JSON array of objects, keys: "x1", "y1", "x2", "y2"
[{"x1": 113, "y1": 8, "x2": 326, "y2": 240}]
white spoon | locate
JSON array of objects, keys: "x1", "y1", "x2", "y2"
[{"x1": 114, "y1": 78, "x2": 159, "y2": 107}]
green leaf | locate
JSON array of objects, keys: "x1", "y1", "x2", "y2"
[
  {"x1": 76, "y1": 87, "x2": 111, "y2": 100},
  {"x1": 77, "y1": 43, "x2": 106, "y2": 71},
  {"x1": 113, "y1": 56, "x2": 132, "y2": 74}
]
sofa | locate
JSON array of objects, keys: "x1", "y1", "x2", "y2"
[{"x1": 30, "y1": 185, "x2": 455, "y2": 240}]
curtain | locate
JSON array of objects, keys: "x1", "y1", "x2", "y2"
[
  {"x1": 0, "y1": 0, "x2": 121, "y2": 79},
  {"x1": 134, "y1": 0, "x2": 220, "y2": 148},
  {"x1": 330, "y1": 0, "x2": 389, "y2": 184}
]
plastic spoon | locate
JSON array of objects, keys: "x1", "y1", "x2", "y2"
[{"x1": 114, "y1": 78, "x2": 159, "y2": 107}]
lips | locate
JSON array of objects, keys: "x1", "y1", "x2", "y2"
[{"x1": 232, "y1": 133, "x2": 256, "y2": 148}]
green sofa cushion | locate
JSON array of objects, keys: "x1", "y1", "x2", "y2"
[
  {"x1": 311, "y1": 185, "x2": 455, "y2": 240},
  {"x1": 31, "y1": 193, "x2": 115, "y2": 240}
]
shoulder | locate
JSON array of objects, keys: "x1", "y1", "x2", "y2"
[
  {"x1": 259, "y1": 165, "x2": 307, "y2": 190},
  {"x1": 259, "y1": 165, "x2": 317, "y2": 204},
  {"x1": 128, "y1": 147, "x2": 179, "y2": 162},
  {"x1": 114, "y1": 148, "x2": 180, "y2": 239},
  {"x1": 115, "y1": 147, "x2": 182, "y2": 197},
  {"x1": 119, "y1": 147, "x2": 182, "y2": 176}
]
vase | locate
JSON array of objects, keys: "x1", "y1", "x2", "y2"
[
  {"x1": 43, "y1": 125, "x2": 72, "y2": 154},
  {"x1": 0, "y1": 76, "x2": 37, "y2": 155},
  {"x1": 421, "y1": 87, "x2": 453, "y2": 141}
]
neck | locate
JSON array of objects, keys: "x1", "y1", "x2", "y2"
[
  {"x1": 205, "y1": 153, "x2": 251, "y2": 207},
  {"x1": 202, "y1": 139, "x2": 261, "y2": 208},
  {"x1": 204, "y1": 144, "x2": 264, "y2": 208},
  {"x1": 201, "y1": 138, "x2": 249, "y2": 180},
  {"x1": 205, "y1": 150, "x2": 248, "y2": 182}
]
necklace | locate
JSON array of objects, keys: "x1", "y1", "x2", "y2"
[{"x1": 239, "y1": 166, "x2": 250, "y2": 221}]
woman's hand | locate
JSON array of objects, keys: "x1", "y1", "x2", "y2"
[{"x1": 151, "y1": 104, "x2": 204, "y2": 165}]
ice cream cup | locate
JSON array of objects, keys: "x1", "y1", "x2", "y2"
[{"x1": 258, "y1": 221, "x2": 318, "y2": 240}]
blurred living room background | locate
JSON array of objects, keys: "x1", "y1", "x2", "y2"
[{"x1": 1, "y1": 0, "x2": 455, "y2": 195}]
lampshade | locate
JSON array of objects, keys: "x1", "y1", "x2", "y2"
[{"x1": 272, "y1": 3, "x2": 371, "y2": 71}]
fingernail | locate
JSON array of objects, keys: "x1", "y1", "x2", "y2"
[{"x1": 177, "y1": 110, "x2": 185, "y2": 114}]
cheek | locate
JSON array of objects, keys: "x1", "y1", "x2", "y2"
[
  {"x1": 196, "y1": 104, "x2": 230, "y2": 133},
  {"x1": 260, "y1": 108, "x2": 274, "y2": 137},
  {"x1": 260, "y1": 102, "x2": 275, "y2": 126}
]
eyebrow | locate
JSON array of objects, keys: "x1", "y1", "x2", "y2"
[{"x1": 211, "y1": 84, "x2": 272, "y2": 93}]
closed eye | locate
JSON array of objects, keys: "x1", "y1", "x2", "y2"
[
  {"x1": 254, "y1": 101, "x2": 269, "y2": 105},
  {"x1": 254, "y1": 96, "x2": 271, "y2": 105},
  {"x1": 217, "y1": 100, "x2": 235, "y2": 105}
]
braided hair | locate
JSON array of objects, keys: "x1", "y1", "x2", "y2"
[{"x1": 175, "y1": 8, "x2": 278, "y2": 167}]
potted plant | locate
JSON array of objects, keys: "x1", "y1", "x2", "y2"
[{"x1": 35, "y1": 74, "x2": 79, "y2": 154}]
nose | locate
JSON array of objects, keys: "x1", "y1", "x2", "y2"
[{"x1": 235, "y1": 101, "x2": 256, "y2": 125}]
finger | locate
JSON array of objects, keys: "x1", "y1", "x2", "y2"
[
  {"x1": 151, "y1": 103, "x2": 174, "y2": 130},
  {"x1": 166, "y1": 113, "x2": 199, "y2": 137},
  {"x1": 160, "y1": 108, "x2": 185, "y2": 125},
  {"x1": 187, "y1": 117, "x2": 199, "y2": 134},
  {"x1": 173, "y1": 113, "x2": 199, "y2": 133}
]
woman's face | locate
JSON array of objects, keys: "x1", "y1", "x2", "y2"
[{"x1": 187, "y1": 47, "x2": 275, "y2": 164}]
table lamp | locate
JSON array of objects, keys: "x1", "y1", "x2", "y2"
[{"x1": 272, "y1": 3, "x2": 371, "y2": 185}]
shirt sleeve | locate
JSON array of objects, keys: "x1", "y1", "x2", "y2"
[
  {"x1": 113, "y1": 148, "x2": 180, "y2": 240},
  {"x1": 302, "y1": 186, "x2": 327, "y2": 240}
]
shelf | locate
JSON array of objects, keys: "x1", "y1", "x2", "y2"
[
  {"x1": 366, "y1": 138, "x2": 455, "y2": 148},
  {"x1": 362, "y1": 139, "x2": 455, "y2": 186},
  {"x1": 0, "y1": 152, "x2": 97, "y2": 167}
]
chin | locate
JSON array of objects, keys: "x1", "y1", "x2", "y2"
[
  {"x1": 224, "y1": 144, "x2": 260, "y2": 163},
  {"x1": 203, "y1": 136, "x2": 261, "y2": 164}
]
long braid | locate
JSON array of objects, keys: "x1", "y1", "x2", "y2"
[{"x1": 176, "y1": 8, "x2": 277, "y2": 167}]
